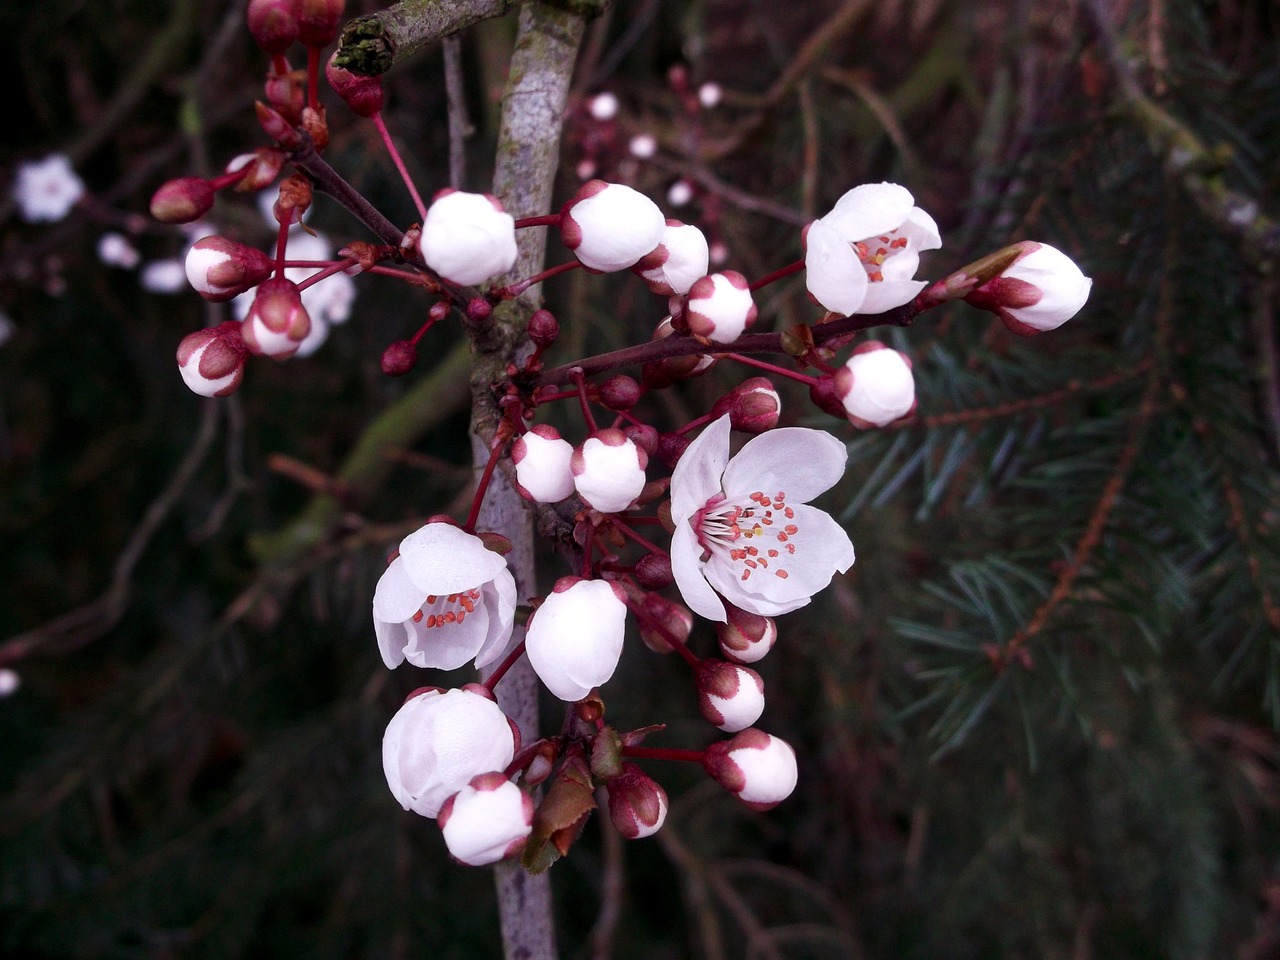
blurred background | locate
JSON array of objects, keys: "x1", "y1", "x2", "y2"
[{"x1": 2, "y1": 0, "x2": 1279, "y2": 957}]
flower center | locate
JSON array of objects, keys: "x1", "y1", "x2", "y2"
[
  {"x1": 692, "y1": 490, "x2": 800, "y2": 583},
  {"x1": 855, "y1": 234, "x2": 909, "y2": 283},
  {"x1": 411, "y1": 589, "x2": 481, "y2": 628}
]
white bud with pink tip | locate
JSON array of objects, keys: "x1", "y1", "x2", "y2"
[
  {"x1": 685, "y1": 271, "x2": 757, "y2": 344},
  {"x1": 716, "y1": 607, "x2": 778, "y2": 664},
  {"x1": 966, "y1": 241, "x2": 1092, "y2": 335},
  {"x1": 513, "y1": 425, "x2": 576, "y2": 503},
  {"x1": 697, "y1": 660, "x2": 766, "y2": 732},
  {"x1": 632, "y1": 220, "x2": 710, "y2": 296},
  {"x1": 438, "y1": 772, "x2": 534, "y2": 866},
  {"x1": 834, "y1": 341, "x2": 915, "y2": 428},
  {"x1": 605, "y1": 764, "x2": 668, "y2": 839},
  {"x1": 572, "y1": 428, "x2": 648, "y2": 513},
  {"x1": 703, "y1": 728, "x2": 798, "y2": 811},
  {"x1": 526, "y1": 577, "x2": 629, "y2": 702},
  {"x1": 560, "y1": 180, "x2": 665, "y2": 273},
  {"x1": 421, "y1": 189, "x2": 518, "y2": 286},
  {"x1": 176, "y1": 321, "x2": 249, "y2": 397}
]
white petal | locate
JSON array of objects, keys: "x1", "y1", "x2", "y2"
[
  {"x1": 403, "y1": 601, "x2": 491, "y2": 670},
  {"x1": 901, "y1": 205, "x2": 941, "y2": 252},
  {"x1": 670, "y1": 521, "x2": 728, "y2": 622},
  {"x1": 374, "y1": 615, "x2": 411, "y2": 668},
  {"x1": 826, "y1": 182, "x2": 914, "y2": 239},
  {"x1": 474, "y1": 568, "x2": 518, "y2": 669},
  {"x1": 804, "y1": 218, "x2": 866, "y2": 315},
  {"x1": 722, "y1": 427, "x2": 847, "y2": 504},
  {"x1": 669, "y1": 414, "x2": 732, "y2": 522},
  {"x1": 372, "y1": 556, "x2": 427, "y2": 622},
  {"x1": 398, "y1": 524, "x2": 508, "y2": 594},
  {"x1": 857, "y1": 277, "x2": 926, "y2": 315}
]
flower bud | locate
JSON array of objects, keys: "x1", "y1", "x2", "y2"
[
  {"x1": 633, "y1": 589, "x2": 692, "y2": 654},
  {"x1": 264, "y1": 64, "x2": 305, "y2": 123},
  {"x1": 560, "y1": 180, "x2": 666, "y2": 273},
  {"x1": 326, "y1": 52, "x2": 384, "y2": 116},
  {"x1": 623, "y1": 423, "x2": 659, "y2": 457},
  {"x1": 150, "y1": 177, "x2": 215, "y2": 224},
  {"x1": 605, "y1": 764, "x2": 668, "y2": 839},
  {"x1": 176, "y1": 321, "x2": 248, "y2": 397},
  {"x1": 697, "y1": 660, "x2": 765, "y2": 732},
  {"x1": 634, "y1": 552, "x2": 674, "y2": 590},
  {"x1": 598, "y1": 374, "x2": 642, "y2": 411},
  {"x1": 273, "y1": 174, "x2": 312, "y2": 227},
  {"x1": 703, "y1": 728, "x2": 798, "y2": 811},
  {"x1": 225, "y1": 148, "x2": 287, "y2": 192},
  {"x1": 655, "y1": 431, "x2": 689, "y2": 468},
  {"x1": 571, "y1": 429, "x2": 648, "y2": 514},
  {"x1": 247, "y1": 0, "x2": 300, "y2": 55},
  {"x1": 383, "y1": 687, "x2": 517, "y2": 819},
  {"x1": 710, "y1": 377, "x2": 781, "y2": 433},
  {"x1": 528, "y1": 309, "x2": 559, "y2": 347},
  {"x1": 301, "y1": 105, "x2": 329, "y2": 151},
  {"x1": 380, "y1": 340, "x2": 417, "y2": 376},
  {"x1": 808, "y1": 374, "x2": 847, "y2": 419},
  {"x1": 184, "y1": 236, "x2": 274, "y2": 302},
  {"x1": 513, "y1": 425, "x2": 576, "y2": 503},
  {"x1": 526, "y1": 577, "x2": 629, "y2": 701},
  {"x1": 254, "y1": 101, "x2": 301, "y2": 147},
  {"x1": 465, "y1": 297, "x2": 492, "y2": 327},
  {"x1": 297, "y1": 0, "x2": 345, "y2": 47},
  {"x1": 422, "y1": 190, "x2": 518, "y2": 286},
  {"x1": 716, "y1": 606, "x2": 777, "y2": 663},
  {"x1": 241, "y1": 277, "x2": 311, "y2": 358},
  {"x1": 438, "y1": 772, "x2": 534, "y2": 866},
  {"x1": 832, "y1": 341, "x2": 915, "y2": 428},
  {"x1": 965, "y1": 241, "x2": 1092, "y2": 336},
  {"x1": 632, "y1": 220, "x2": 710, "y2": 296},
  {"x1": 686, "y1": 271, "x2": 756, "y2": 344}
]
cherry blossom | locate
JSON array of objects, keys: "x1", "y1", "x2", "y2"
[
  {"x1": 686, "y1": 271, "x2": 757, "y2": 344},
  {"x1": 560, "y1": 180, "x2": 665, "y2": 272},
  {"x1": 12, "y1": 154, "x2": 84, "y2": 223},
  {"x1": 373, "y1": 522, "x2": 517, "y2": 671},
  {"x1": 834, "y1": 341, "x2": 916, "y2": 428},
  {"x1": 571, "y1": 429, "x2": 648, "y2": 513},
  {"x1": 438, "y1": 772, "x2": 534, "y2": 865},
  {"x1": 966, "y1": 241, "x2": 1092, "y2": 335},
  {"x1": 704, "y1": 728, "x2": 798, "y2": 811},
  {"x1": 633, "y1": 220, "x2": 710, "y2": 296},
  {"x1": 669, "y1": 415, "x2": 854, "y2": 622},
  {"x1": 512, "y1": 425, "x2": 576, "y2": 503},
  {"x1": 525, "y1": 577, "x2": 628, "y2": 701},
  {"x1": 697, "y1": 660, "x2": 766, "y2": 732},
  {"x1": 804, "y1": 181, "x2": 940, "y2": 316},
  {"x1": 421, "y1": 189, "x2": 518, "y2": 286},
  {"x1": 176, "y1": 322, "x2": 249, "y2": 397},
  {"x1": 605, "y1": 764, "x2": 668, "y2": 839}
]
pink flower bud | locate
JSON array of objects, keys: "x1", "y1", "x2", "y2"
[
  {"x1": 325, "y1": 52, "x2": 383, "y2": 117},
  {"x1": 571, "y1": 429, "x2": 648, "y2": 514},
  {"x1": 150, "y1": 177, "x2": 215, "y2": 224},
  {"x1": 526, "y1": 577, "x2": 629, "y2": 702},
  {"x1": 297, "y1": 0, "x2": 345, "y2": 47},
  {"x1": 686, "y1": 271, "x2": 757, "y2": 344},
  {"x1": 605, "y1": 764, "x2": 668, "y2": 839},
  {"x1": 560, "y1": 180, "x2": 666, "y2": 273},
  {"x1": 513, "y1": 425, "x2": 576, "y2": 503},
  {"x1": 176, "y1": 322, "x2": 248, "y2": 397},
  {"x1": 623, "y1": 423, "x2": 659, "y2": 457},
  {"x1": 528, "y1": 309, "x2": 559, "y2": 347},
  {"x1": 833, "y1": 341, "x2": 915, "y2": 428},
  {"x1": 632, "y1": 220, "x2": 710, "y2": 296},
  {"x1": 655, "y1": 431, "x2": 689, "y2": 468},
  {"x1": 598, "y1": 375, "x2": 641, "y2": 411},
  {"x1": 634, "y1": 552, "x2": 674, "y2": 590},
  {"x1": 807, "y1": 375, "x2": 847, "y2": 419},
  {"x1": 438, "y1": 772, "x2": 534, "y2": 866},
  {"x1": 710, "y1": 377, "x2": 781, "y2": 433},
  {"x1": 965, "y1": 241, "x2": 1092, "y2": 335},
  {"x1": 184, "y1": 236, "x2": 275, "y2": 302},
  {"x1": 247, "y1": 0, "x2": 300, "y2": 55},
  {"x1": 703, "y1": 728, "x2": 798, "y2": 811},
  {"x1": 421, "y1": 189, "x2": 518, "y2": 286},
  {"x1": 241, "y1": 277, "x2": 311, "y2": 358},
  {"x1": 225, "y1": 149, "x2": 287, "y2": 192},
  {"x1": 465, "y1": 297, "x2": 492, "y2": 327},
  {"x1": 264, "y1": 63, "x2": 305, "y2": 123},
  {"x1": 380, "y1": 340, "x2": 417, "y2": 376},
  {"x1": 697, "y1": 660, "x2": 765, "y2": 732},
  {"x1": 716, "y1": 606, "x2": 777, "y2": 663},
  {"x1": 627, "y1": 587, "x2": 691, "y2": 653},
  {"x1": 254, "y1": 101, "x2": 301, "y2": 147}
]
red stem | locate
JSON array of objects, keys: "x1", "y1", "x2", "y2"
[
  {"x1": 294, "y1": 258, "x2": 358, "y2": 292},
  {"x1": 274, "y1": 220, "x2": 290, "y2": 275},
  {"x1": 572, "y1": 371, "x2": 598, "y2": 432},
  {"x1": 306, "y1": 46, "x2": 320, "y2": 111},
  {"x1": 608, "y1": 518, "x2": 667, "y2": 558},
  {"x1": 465, "y1": 439, "x2": 506, "y2": 531},
  {"x1": 675, "y1": 412, "x2": 713, "y2": 436},
  {"x1": 748, "y1": 258, "x2": 805, "y2": 292},
  {"x1": 724, "y1": 352, "x2": 820, "y2": 386},
  {"x1": 372, "y1": 111, "x2": 429, "y2": 222},
  {"x1": 483, "y1": 640, "x2": 528, "y2": 693},
  {"x1": 500, "y1": 259, "x2": 581, "y2": 298},
  {"x1": 621, "y1": 746, "x2": 707, "y2": 764},
  {"x1": 513, "y1": 213, "x2": 563, "y2": 229}
]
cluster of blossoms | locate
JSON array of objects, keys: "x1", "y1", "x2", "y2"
[{"x1": 150, "y1": 0, "x2": 1093, "y2": 870}]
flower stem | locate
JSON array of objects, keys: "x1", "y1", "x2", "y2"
[
  {"x1": 482, "y1": 640, "x2": 528, "y2": 693},
  {"x1": 294, "y1": 258, "x2": 358, "y2": 292},
  {"x1": 307, "y1": 46, "x2": 320, "y2": 111},
  {"x1": 608, "y1": 518, "x2": 667, "y2": 558},
  {"x1": 723, "y1": 352, "x2": 820, "y2": 386},
  {"x1": 621, "y1": 745, "x2": 707, "y2": 764},
  {"x1": 749, "y1": 258, "x2": 805, "y2": 292},
  {"x1": 371, "y1": 111, "x2": 429, "y2": 222},
  {"x1": 572, "y1": 370, "x2": 599, "y2": 432},
  {"x1": 498, "y1": 259, "x2": 580, "y2": 298},
  {"x1": 465, "y1": 438, "x2": 506, "y2": 531},
  {"x1": 513, "y1": 213, "x2": 562, "y2": 229},
  {"x1": 675, "y1": 412, "x2": 713, "y2": 436}
]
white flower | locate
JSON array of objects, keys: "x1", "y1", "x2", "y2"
[
  {"x1": 421, "y1": 190, "x2": 518, "y2": 286},
  {"x1": 0, "y1": 668, "x2": 20, "y2": 698},
  {"x1": 629, "y1": 134, "x2": 657, "y2": 159},
  {"x1": 686, "y1": 271, "x2": 756, "y2": 343},
  {"x1": 525, "y1": 577, "x2": 628, "y2": 701},
  {"x1": 669, "y1": 415, "x2": 854, "y2": 622},
  {"x1": 633, "y1": 221, "x2": 710, "y2": 296},
  {"x1": 969, "y1": 241, "x2": 1092, "y2": 335},
  {"x1": 513, "y1": 425, "x2": 576, "y2": 503},
  {"x1": 587, "y1": 91, "x2": 619, "y2": 121},
  {"x1": 704, "y1": 728, "x2": 798, "y2": 811},
  {"x1": 697, "y1": 660, "x2": 765, "y2": 732},
  {"x1": 97, "y1": 233, "x2": 140, "y2": 269},
  {"x1": 572, "y1": 429, "x2": 648, "y2": 513},
  {"x1": 140, "y1": 259, "x2": 188, "y2": 294},
  {"x1": 698, "y1": 82, "x2": 723, "y2": 109},
  {"x1": 373, "y1": 522, "x2": 517, "y2": 671},
  {"x1": 438, "y1": 772, "x2": 534, "y2": 865},
  {"x1": 667, "y1": 180, "x2": 695, "y2": 207},
  {"x1": 804, "y1": 182, "x2": 940, "y2": 316},
  {"x1": 560, "y1": 180, "x2": 665, "y2": 273},
  {"x1": 12, "y1": 154, "x2": 84, "y2": 223},
  {"x1": 383, "y1": 688, "x2": 517, "y2": 819},
  {"x1": 834, "y1": 341, "x2": 915, "y2": 428}
]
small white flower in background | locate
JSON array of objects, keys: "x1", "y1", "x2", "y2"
[
  {"x1": 572, "y1": 428, "x2": 648, "y2": 513},
  {"x1": 966, "y1": 241, "x2": 1092, "y2": 335},
  {"x1": 698, "y1": 82, "x2": 723, "y2": 109},
  {"x1": 176, "y1": 321, "x2": 249, "y2": 398},
  {"x1": 686, "y1": 271, "x2": 757, "y2": 344},
  {"x1": 628, "y1": 134, "x2": 657, "y2": 159},
  {"x1": 560, "y1": 180, "x2": 666, "y2": 273},
  {"x1": 716, "y1": 607, "x2": 778, "y2": 663},
  {"x1": 835, "y1": 341, "x2": 916, "y2": 428},
  {"x1": 804, "y1": 181, "x2": 941, "y2": 317},
  {"x1": 373, "y1": 522, "x2": 517, "y2": 671},
  {"x1": 140, "y1": 259, "x2": 188, "y2": 294},
  {"x1": 513, "y1": 425, "x2": 577, "y2": 503},
  {"x1": 633, "y1": 220, "x2": 710, "y2": 297},
  {"x1": 0, "y1": 668, "x2": 20, "y2": 698},
  {"x1": 97, "y1": 232, "x2": 140, "y2": 270},
  {"x1": 669, "y1": 414, "x2": 855, "y2": 622},
  {"x1": 587, "y1": 91, "x2": 619, "y2": 121},
  {"x1": 697, "y1": 660, "x2": 765, "y2": 732},
  {"x1": 667, "y1": 180, "x2": 695, "y2": 208},
  {"x1": 12, "y1": 154, "x2": 84, "y2": 223},
  {"x1": 421, "y1": 189, "x2": 518, "y2": 286},
  {"x1": 704, "y1": 728, "x2": 798, "y2": 811},
  {"x1": 525, "y1": 576, "x2": 628, "y2": 702},
  {"x1": 605, "y1": 764, "x2": 668, "y2": 839},
  {"x1": 438, "y1": 772, "x2": 534, "y2": 866},
  {"x1": 383, "y1": 687, "x2": 517, "y2": 819},
  {"x1": 0, "y1": 310, "x2": 14, "y2": 349}
]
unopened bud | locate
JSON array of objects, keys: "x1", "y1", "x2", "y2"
[
  {"x1": 808, "y1": 374, "x2": 847, "y2": 419},
  {"x1": 696, "y1": 660, "x2": 765, "y2": 732},
  {"x1": 242, "y1": 277, "x2": 311, "y2": 357},
  {"x1": 621, "y1": 583, "x2": 692, "y2": 654},
  {"x1": 150, "y1": 177, "x2": 215, "y2": 223},
  {"x1": 465, "y1": 297, "x2": 492, "y2": 327},
  {"x1": 297, "y1": 0, "x2": 345, "y2": 47},
  {"x1": 247, "y1": 0, "x2": 300, "y2": 55},
  {"x1": 634, "y1": 552, "x2": 673, "y2": 590},
  {"x1": 273, "y1": 174, "x2": 313, "y2": 226},
  {"x1": 711, "y1": 376, "x2": 781, "y2": 433},
  {"x1": 655, "y1": 431, "x2": 690, "y2": 468},
  {"x1": 606, "y1": 764, "x2": 668, "y2": 839},
  {"x1": 176, "y1": 321, "x2": 249, "y2": 397},
  {"x1": 598, "y1": 374, "x2": 641, "y2": 411},
  {"x1": 184, "y1": 236, "x2": 274, "y2": 302},
  {"x1": 226, "y1": 148, "x2": 287, "y2": 192},
  {"x1": 717, "y1": 606, "x2": 777, "y2": 664},
  {"x1": 264, "y1": 64, "x2": 305, "y2": 122},
  {"x1": 255, "y1": 101, "x2": 301, "y2": 147},
  {"x1": 301, "y1": 105, "x2": 328, "y2": 151},
  {"x1": 703, "y1": 729, "x2": 797, "y2": 811},
  {"x1": 326, "y1": 52, "x2": 384, "y2": 116},
  {"x1": 527, "y1": 309, "x2": 559, "y2": 347},
  {"x1": 381, "y1": 340, "x2": 417, "y2": 376},
  {"x1": 623, "y1": 423, "x2": 659, "y2": 457}
]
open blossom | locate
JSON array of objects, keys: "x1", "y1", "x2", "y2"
[
  {"x1": 704, "y1": 728, "x2": 798, "y2": 811},
  {"x1": 804, "y1": 182, "x2": 940, "y2": 316},
  {"x1": 12, "y1": 154, "x2": 84, "y2": 223},
  {"x1": 669, "y1": 415, "x2": 854, "y2": 622},
  {"x1": 421, "y1": 190, "x2": 518, "y2": 286},
  {"x1": 572, "y1": 429, "x2": 648, "y2": 513},
  {"x1": 438, "y1": 772, "x2": 534, "y2": 866},
  {"x1": 966, "y1": 241, "x2": 1092, "y2": 335},
  {"x1": 373, "y1": 522, "x2": 517, "y2": 671},
  {"x1": 383, "y1": 687, "x2": 517, "y2": 819},
  {"x1": 834, "y1": 341, "x2": 916, "y2": 428},
  {"x1": 513, "y1": 425, "x2": 576, "y2": 503},
  {"x1": 525, "y1": 577, "x2": 628, "y2": 701},
  {"x1": 560, "y1": 180, "x2": 666, "y2": 272}
]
